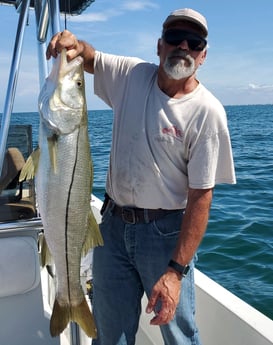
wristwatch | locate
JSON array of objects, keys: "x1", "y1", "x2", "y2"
[{"x1": 168, "y1": 259, "x2": 190, "y2": 278}]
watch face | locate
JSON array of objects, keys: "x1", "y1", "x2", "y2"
[
  {"x1": 168, "y1": 260, "x2": 190, "y2": 277},
  {"x1": 183, "y1": 265, "x2": 190, "y2": 276}
]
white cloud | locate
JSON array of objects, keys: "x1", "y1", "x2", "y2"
[
  {"x1": 69, "y1": 0, "x2": 158, "y2": 23},
  {"x1": 69, "y1": 8, "x2": 122, "y2": 23},
  {"x1": 247, "y1": 83, "x2": 273, "y2": 91},
  {"x1": 121, "y1": 1, "x2": 159, "y2": 11},
  {"x1": 70, "y1": 12, "x2": 109, "y2": 22}
]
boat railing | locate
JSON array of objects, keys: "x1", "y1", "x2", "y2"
[
  {"x1": 0, "y1": 217, "x2": 43, "y2": 232},
  {"x1": 0, "y1": 0, "x2": 60, "y2": 177},
  {"x1": 0, "y1": 0, "x2": 31, "y2": 177}
]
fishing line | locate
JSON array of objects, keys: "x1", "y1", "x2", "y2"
[{"x1": 64, "y1": 0, "x2": 71, "y2": 30}]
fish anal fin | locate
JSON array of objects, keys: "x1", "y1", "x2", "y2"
[
  {"x1": 39, "y1": 234, "x2": 52, "y2": 267},
  {"x1": 50, "y1": 298, "x2": 97, "y2": 338},
  {"x1": 82, "y1": 210, "x2": 104, "y2": 256},
  {"x1": 19, "y1": 147, "x2": 40, "y2": 182}
]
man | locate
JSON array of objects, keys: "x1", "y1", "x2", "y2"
[{"x1": 47, "y1": 8, "x2": 236, "y2": 345}]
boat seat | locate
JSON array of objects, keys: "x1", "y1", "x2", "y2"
[
  {"x1": 0, "y1": 230, "x2": 60, "y2": 345},
  {"x1": 0, "y1": 125, "x2": 36, "y2": 222},
  {"x1": 0, "y1": 147, "x2": 25, "y2": 191}
]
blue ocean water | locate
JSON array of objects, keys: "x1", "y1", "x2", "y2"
[{"x1": 2, "y1": 104, "x2": 273, "y2": 320}]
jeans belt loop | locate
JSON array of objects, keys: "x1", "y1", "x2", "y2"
[
  {"x1": 108, "y1": 199, "x2": 116, "y2": 213},
  {"x1": 143, "y1": 209, "x2": 150, "y2": 223}
]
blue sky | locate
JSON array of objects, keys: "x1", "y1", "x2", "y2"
[{"x1": 1, "y1": 0, "x2": 273, "y2": 112}]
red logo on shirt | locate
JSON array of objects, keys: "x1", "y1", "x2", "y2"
[{"x1": 162, "y1": 125, "x2": 183, "y2": 138}]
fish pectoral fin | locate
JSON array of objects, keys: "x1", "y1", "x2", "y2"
[
  {"x1": 47, "y1": 135, "x2": 58, "y2": 173},
  {"x1": 50, "y1": 298, "x2": 97, "y2": 338},
  {"x1": 19, "y1": 147, "x2": 40, "y2": 182},
  {"x1": 82, "y1": 210, "x2": 104, "y2": 256}
]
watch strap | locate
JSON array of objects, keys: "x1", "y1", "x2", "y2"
[{"x1": 168, "y1": 259, "x2": 190, "y2": 278}]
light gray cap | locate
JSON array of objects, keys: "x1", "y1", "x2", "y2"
[{"x1": 163, "y1": 8, "x2": 208, "y2": 37}]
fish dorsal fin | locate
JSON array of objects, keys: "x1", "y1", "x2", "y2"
[{"x1": 19, "y1": 147, "x2": 40, "y2": 182}]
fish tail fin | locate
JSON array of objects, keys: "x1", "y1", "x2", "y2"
[
  {"x1": 71, "y1": 299, "x2": 97, "y2": 338},
  {"x1": 50, "y1": 298, "x2": 97, "y2": 338},
  {"x1": 19, "y1": 147, "x2": 40, "y2": 182},
  {"x1": 50, "y1": 300, "x2": 70, "y2": 337},
  {"x1": 82, "y1": 211, "x2": 104, "y2": 256}
]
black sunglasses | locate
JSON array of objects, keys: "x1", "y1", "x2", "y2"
[{"x1": 162, "y1": 29, "x2": 207, "y2": 51}]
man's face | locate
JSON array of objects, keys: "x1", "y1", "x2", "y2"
[{"x1": 158, "y1": 22, "x2": 207, "y2": 80}]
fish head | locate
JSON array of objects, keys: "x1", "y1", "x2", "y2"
[{"x1": 39, "y1": 49, "x2": 87, "y2": 135}]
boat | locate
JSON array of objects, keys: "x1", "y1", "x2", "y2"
[{"x1": 0, "y1": 0, "x2": 273, "y2": 344}]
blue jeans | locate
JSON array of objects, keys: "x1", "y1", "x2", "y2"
[{"x1": 92, "y1": 203, "x2": 201, "y2": 345}]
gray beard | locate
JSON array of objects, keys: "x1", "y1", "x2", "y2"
[{"x1": 163, "y1": 50, "x2": 195, "y2": 80}]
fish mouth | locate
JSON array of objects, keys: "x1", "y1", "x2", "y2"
[
  {"x1": 60, "y1": 49, "x2": 83, "y2": 76},
  {"x1": 38, "y1": 48, "x2": 86, "y2": 135}
]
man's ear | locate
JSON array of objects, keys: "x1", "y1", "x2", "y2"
[
  {"x1": 157, "y1": 38, "x2": 162, "y2": 56},
  {"x1": 199, "y1": 49, "x2": 207, "y2": 65}
]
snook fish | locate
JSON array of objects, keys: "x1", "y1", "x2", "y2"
[{"x1": 20, "y1": 49, "x2": 103, "y2": 338}]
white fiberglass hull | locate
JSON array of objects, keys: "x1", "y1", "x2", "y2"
[{"x1": 0, "y1": 195, "x2": 272, "y2": 345}]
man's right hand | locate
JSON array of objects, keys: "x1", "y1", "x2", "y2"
[{"x1": 46, "y1": 30, "x2": 83, "y2": 61}]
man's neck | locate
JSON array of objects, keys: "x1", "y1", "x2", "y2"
[{"x1": 157, "y1": 69, "x2": 199, "y2": 98}]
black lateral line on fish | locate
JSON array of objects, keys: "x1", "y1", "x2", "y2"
[{"x1": 65, "y1": 130, "x2": 80, "y2": 304}]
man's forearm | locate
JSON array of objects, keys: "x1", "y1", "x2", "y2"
[
  {"x1": 172, "y1": 187, "x2": 213, "y2": 266},
  {"x1": 78, "y1": 40, "x2": 96, "y2": 74}
]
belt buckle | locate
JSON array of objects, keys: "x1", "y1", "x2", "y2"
[{"x1": 122, "y1": 207, "x2": 136, "y2": 224}]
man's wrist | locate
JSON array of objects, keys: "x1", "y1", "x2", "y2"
[{"x1": 168, "y1": 259, "x2": 190, "y2": 279}]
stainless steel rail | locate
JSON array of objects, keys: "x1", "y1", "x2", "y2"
[
  {"x1": 0, "y1": 0, "x2": 61, "y2": 175},
  {"x1": 0, "y1": 217, "x2": 43, "y2": 232},
  {"x1": 35, "y1": 0, "x2": 50, "y2": 87},
  {"x1": 0, "y1": 0, "x2": 31, "y2": 177}
]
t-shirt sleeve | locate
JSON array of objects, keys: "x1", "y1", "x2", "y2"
[
  {"x1": 93, "y1": 51, "x2": 143, "y2": 108},
  {"x1": 187, "y1": 104, "x2": 236, "y2": 189}
]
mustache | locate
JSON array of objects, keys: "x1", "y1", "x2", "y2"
[{"x1": 167, "y1": 49, "x2": 192, "y2": 62}]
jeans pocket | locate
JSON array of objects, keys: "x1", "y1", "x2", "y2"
[{"x1": 152, "y1": 211, "x2": 182, "y2": 237}]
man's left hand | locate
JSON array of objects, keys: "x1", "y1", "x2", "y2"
[{"x1": 146, "y1": 270, "x2": 181, "y2": 325}]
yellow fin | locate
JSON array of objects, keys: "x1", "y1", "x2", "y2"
[
  {"x1": 19, "y1": 147, "x2": 40, "y2": 182},
  {"x1": 50, "y1": 298, "x2": 97, "y2": 338},
  {"x1": 71, "y1": 298, "x2": 97, "y2": 338},
  {"x1": 47, "y1": 135, "x2": 58, "y2": 173},
  {"x1": 50, "y1": 300, "x2": 70, "y2": 337},
  {"x1": 39, "y1": 233, "x2": 52, "y2": 267},
  {"x1": 82, "y1": 210, "x2": 104, "y2": 256}
]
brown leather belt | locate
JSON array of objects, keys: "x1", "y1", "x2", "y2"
[{"x1": 102, "y1": 194, "x2": 182, "y2": 224}]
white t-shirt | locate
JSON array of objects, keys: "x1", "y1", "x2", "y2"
[{"x1": 94, "y1": 51, "x2": 236, "y2": 209}]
